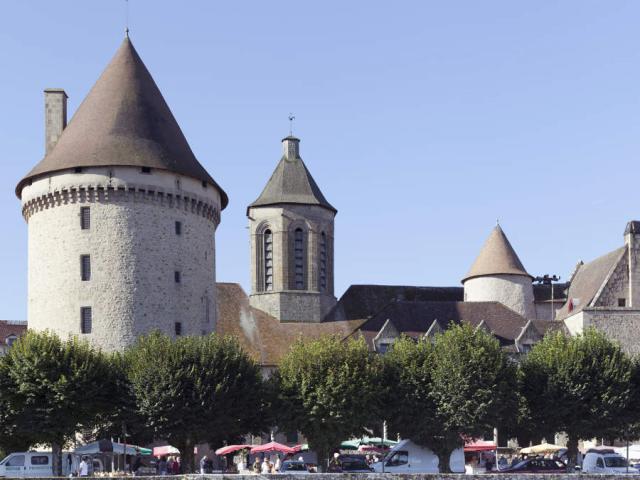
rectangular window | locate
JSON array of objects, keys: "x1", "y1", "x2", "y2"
[
  {"x1": 175, "y1": 271, "x2": 181, "y2": 283},
  {"x1": 175, "y1": 322, "x2": 182, "y2": 336},
  {"x1": 80, "y1": 207, "x2": 90, "y2": 230},
  {"x1": 30, "y1": 456, "x2": 49, "y2": 466},
  {"x1": 141, "y1": 166, "x2": 151, "y2": 174},
  {"x1": 80, "y1": 255, "x2": 91, "y2": 281},
  {"x1": 175, "y1": 221, "x2": 182, "y2": 235},
  {"x1": 80, "y1": 307, "x2": 92, "y2": 334},
  {"x1": 618, "y1": 298, "x2": 626, "y2": 307}
]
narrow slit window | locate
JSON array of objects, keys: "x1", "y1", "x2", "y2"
[
  {"x1": 141, "y1": 166, "x2": 151, "y2": 174},
  {"x1": 80, "y1": 255, "x2": 91, "y2": 281},
  {"x1": 175, "y1": 221, "x2": 182, "y2": 235},
  {"x1": 175, "y1": 322, "x2": 182, "y2": 336},
  {"x1": 294, "y1": 228, "x2": 304, "y2": 290},
  {"x1": 80, "y1": 307, "x2": 92, "y2": 334},
  {"x1": 320, "y1": 232, "x2": 327, "y2": 291},
  {"x1": 175, "y1": 271, "x2": 181, "y2": 283},
  {"x1": 80, "y1": 207, "x2": 90, "y2": 230},
  {"x1": 264, "y1": 229, "x2": 273, "y2": 292}
]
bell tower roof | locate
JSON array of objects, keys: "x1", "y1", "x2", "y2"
[
  {"x1": 462, "y1": 225, "x2": 531, "y2": 283},
  {"x1": 17, "y1": 37, "x2": 228, "y2": 208},
  {"x1": 248, "y1": 136, "x2": 336, "y2": 214}
]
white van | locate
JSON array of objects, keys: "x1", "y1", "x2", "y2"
[
  {"x1": 582, "y1": 450, "x2": 639, "y2": 474},
  {"x1": 371, "y1": 439, "x2": 465, "y2": 473},
  {"x1": 0, "y1": 452, "x2": 79, "y2": 477}
]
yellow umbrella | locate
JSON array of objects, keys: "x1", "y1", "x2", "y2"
[{"x1": 520, "y1": 443, "x2": 564, "y2": 455}]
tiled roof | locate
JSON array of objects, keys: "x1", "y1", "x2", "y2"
[
  {"x1": 556, "y1": 246, "x2": 626, "y2": 320},
  {"x1": 216, "y1": 283, "x2": 364, "y2": 366},
  {"x1": 248, "y1": 137, "x2": 335, "y2": 213},
  {"x1": 324, "y1": 284, "x2": 463, "y2": 321},
  {"x1": 462, "y1": 225, "x2": 531, "y2": 282},
  {"x1": 17, "y1": 37, "x2": 227, "y2": 208},
  {"x1": 0, "y1": 321, "x2": 27, "y2": 341}
]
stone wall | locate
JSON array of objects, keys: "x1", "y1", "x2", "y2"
[
  {"x1": 464, "y1": 274, "x2": 535, "y2": 319},
  {"x1": 21, "y1": 167, "x2": 222, "y2": 351},
  {"x1": 594, "y1": 254, "x2": 628, "y2": 308}
]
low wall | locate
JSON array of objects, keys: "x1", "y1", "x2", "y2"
[{"x1": 11, "y1": 475, "x2": 640, "y2": 480}]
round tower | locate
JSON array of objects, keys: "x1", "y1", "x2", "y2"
[
  {"x1": 17, "y1": 38, "x2": 227, "y2": 351},
  {"x1": 247, "y1": 136, "x2": 337, "y2": 322},
  {"x1": 462, "y1": 225, "x2": 535, "y2": 319}
]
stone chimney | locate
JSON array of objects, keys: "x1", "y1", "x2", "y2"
[
  {"x1": 282, "y1": 136, "x2": 300, "y2": 161},
  {"x1": 44, "y1": 89, "x2": 68, "y2": 154},
  {"x1": 624, "y1": 220, "x2": 640, "y2": 307}
]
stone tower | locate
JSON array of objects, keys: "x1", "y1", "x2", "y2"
[
  {"x1": 16, "y1": 38, "x2": 228, "y2": 351},
  {"x1": 247, "y1": 136, "x2": 337, "y2": 322},
  {"x1": 462, "y1": 225, "x2": 535, "y2": 319}
]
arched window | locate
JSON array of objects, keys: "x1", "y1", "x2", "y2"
[
  {"x1": 294, "y1": 228, "x2": 305, "y2": 289},
  {"x1": 320, "y1": 232, "x2": 327, "y2": 291},
  {"x1": 264, "y1": 229, "x2": 273, "y2": 291}
]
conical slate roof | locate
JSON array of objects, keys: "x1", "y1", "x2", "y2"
[
  {"x1": 462, "y1": 225, "x2": 531, "y2": 283},
  {"x1": 248, "y1": 136, "x2": 336, "y2": 213},
  {"x1": 16, "y1": 37, "x2": 228, "y2": 208}
]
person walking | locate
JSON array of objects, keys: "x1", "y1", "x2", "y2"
[
  {"x1": 200, "y1": 456, "x2": 209, "y2": 474},
  {"x1": 252, "y1": 458, "x2": 261, "y2": 473},
  {"x1": 261, "y1": 457, "x2": 270, "y2": 474},
  {"x1": 79, "y1": 457, "x2": 89, "y2": 477}
]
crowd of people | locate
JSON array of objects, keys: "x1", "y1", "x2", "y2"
[{"x1": 156, "y1": 456, "x2": 181, "y2": 475}]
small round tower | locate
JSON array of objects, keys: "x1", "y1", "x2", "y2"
[
  {"x1": 17, "y1": 38, "x2": 227, "y2": 350},
  {"x1": 247, "y1": 136, "x2": 337, "y2": 322},
  {"x1": 462, "y1": 225, "x2": 535, "y2": 319}
]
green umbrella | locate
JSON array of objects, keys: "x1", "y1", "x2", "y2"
[{"x1": 340, "y1": 439, "x2": 362, "y2": 449}]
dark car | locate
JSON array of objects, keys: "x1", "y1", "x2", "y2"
[
  {"x1": 498, "y1": 458, "x2": 567, "y2": 474},
  {"x1": 335, "y1": 455, "x2": 373, "y2": 473}
]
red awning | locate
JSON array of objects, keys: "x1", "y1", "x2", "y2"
[
  {"x1": 464, "y1": 440, "x2": 497, "y2": 453},
  {"x1": 250, "y1": 442, "x2": 296, "y2": 454},
  {"x1": 215, "y1": 445, "x2": 251, "y2": 456}
]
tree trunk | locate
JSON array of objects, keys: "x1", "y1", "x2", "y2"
[
  {"x1": 566, "y1": 434, "x2": 579, "y2": 469},
  {"x1": 51, "y1": 441, "x2": 63, "y2": 477},
  {"x1": 179, "y1": 441, "x2": 195, "y2": 474},
  {"x1": 431, "y1": 445, "x2": 454, "y2": 473},
  {"x1": 315, "y1": 448, "x2": 329, "y2": 473}
]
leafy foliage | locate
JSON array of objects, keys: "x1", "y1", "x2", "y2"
[
  {"x1": 0, "y1": 330, "x2": 113, "y2": 475},
  {"x1": 125, "y1": 331, "x2": 268, "y2": 472},
  {"x1": 521, "y1": 328, "x2": 637, "y2": 463},
  {"x1": 275, "y1": 335, "x2": 385, "y2": 470}
]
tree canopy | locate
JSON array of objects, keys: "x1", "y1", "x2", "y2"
[
  {"x1": 125, "y1": 331, "x2": 268, "y2": 473},
  {"x1": 0, "y1": 330, "x2": 113, "y2": 475},
  {"x1": 520, "y1": 328, "x2": 637, "y2": 464},
  {"x1": 275, "y1": 335, "x2": 384, "y2": 470}
]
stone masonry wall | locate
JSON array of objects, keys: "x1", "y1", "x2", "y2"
[
  {"x1": 21, "y1": 167, "x2": 222, "y2": 352},
  {"x1": 583, "y1": 308, "x2": 640, "y2": 356},
  {"x1": 464, "y1": 274, "x2": 535, "y2": 319},
  {"x1": 594, "y1": 254, "x2": 628, "y2": 307}
]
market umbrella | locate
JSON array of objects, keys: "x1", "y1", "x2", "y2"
[
  {"x1": 215, "y1": 445, "x2": 251, "y2": 456},
  {"x1": 153, "y1": 446, "x2": 180, "y2": 457},
  {"x1": 292, "y1": 444, "x2": 309, "y2": 452},
  {"x1": 250, "y1": 442, "x2": 296, "y2": 454},
  {"x1": 362, "y1": 437, "x2": 398, "y2": 447},
  {"x1": 340, "y1": 439, "x2": 362, "y2": 450},
  {"x1": 75, "y1": 440, "x2": 152, "y2": 456},
  {"x1": 520, "y1": 443, "x2": 563, "y2": 455},
  {"x1": 465, "y1": 440, "x2": 497, "y2": 453}
]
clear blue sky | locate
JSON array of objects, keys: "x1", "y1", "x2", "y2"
[{"x1": 1, "y1": 1, "x2": 639, "y2": 320}]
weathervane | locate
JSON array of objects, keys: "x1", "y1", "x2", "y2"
[
  {"x1": 288, "y1": 113, "x2": 295, "y2": 136},
  {"x1": 125, "y1": 0, "x2": 130, "y2": 37}
]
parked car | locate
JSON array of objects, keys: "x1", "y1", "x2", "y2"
[
  {"x1": 371, "y1": 439, "x2": 465, "y2": 473},
  {"x1": 279, "y1": 460, "x2": 310, "y2": 474},
  {"x1": 582, "y1": 450, "x2": 639, "y2": 474},
  {"x1": 497, "y1": 457, "x2": 567, "y2": 473},
  {"x1": 334, "y1": 455, "x2": 372, "y2": 473},
  {"x1": 0, "y1": 452, "x2": 79, "y2": 478}
]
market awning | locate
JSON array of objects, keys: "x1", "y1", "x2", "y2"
[
  {"x1": 465, "y1": 440, "x2": 497, "y2": 453},
  {"x1": 520, "y1": 443, "x2": 563, "y2": 455},
  {"x1": 250, "y1": 442, "x2": 296, "y2": 454},
  {"x1": 340, "y1": 437, "x2": 397, "y2": 450},
  {"x1": 215, "y1": 445, "x2": 251, "y2": 456},
  {"x1": 153, "y1": 446, "x2": 180, "y2": 457},
  {"x1": 75, "y1": 440, "x2": 151, "y2": 456}
]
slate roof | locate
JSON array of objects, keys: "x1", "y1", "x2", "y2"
[
  {"x1": 462, "y1": 225, "x2": 531, "y2": 282},
  {"x1": 17, "y1": 37, "x2": 228, "y2": 208},
  {"x1": 216, "y1": 283, "x2": 364, "y2": 367},
  {"x1": 323, "y1": 284, "x2": 464, "y2": 321},
  {"x1": 0, "y1": 321, "x2": 27, "y2": 341},
  {"x1": 248, "y1": 137, "x2": 336, "y2": 213},
  {"x1": 353, "y1": 300, "x2": 532, "y2": 346},
  {"x1": 556, "y1": 246, "x2": 626, "y2": 320}
]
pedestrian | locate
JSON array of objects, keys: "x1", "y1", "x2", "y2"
[
  {"x1": 172, "y1": 458, "x2": 180, "y2": 475},
  {"x1": 200, "y1": 456, "x2": 209, "y2": 474},
  {"x1": 132, "y1": 454, "x2": 142, "y2": 476},
  {"x1": 261, "y1": 456, "x2": 270, "y2": 474},
  {"x1": 252, "y1": 457, "x2": 261, "y2": 473},
  {"x1": 158, "y1": 457, "x2": 168, "y2": 475},
  {"x1": 328, "y1": 452, "x2": 341, "y2": 472},
  {"x1": 79, "y1": 457, "x2": 89, "y2": 477},
  {"x1": 274, "y1": 455, "x2": 281, "y2": 472}
]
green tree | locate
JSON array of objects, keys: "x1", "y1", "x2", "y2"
[
  {"x1": 0, "y1": 330, "x2": 113, "y2": 475},
  {"x1": 521, "y1": 328, "x2": 636, "y2": 465},
  {"x1": 385, "y1": 325, "x2": 518, "y2": 472},
  {"x1": 125, "y1": 332, "x2": 268, "y2": 473},
  {"x1": 275, "y1": 335, "x2": 385, "y2": 471}
]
